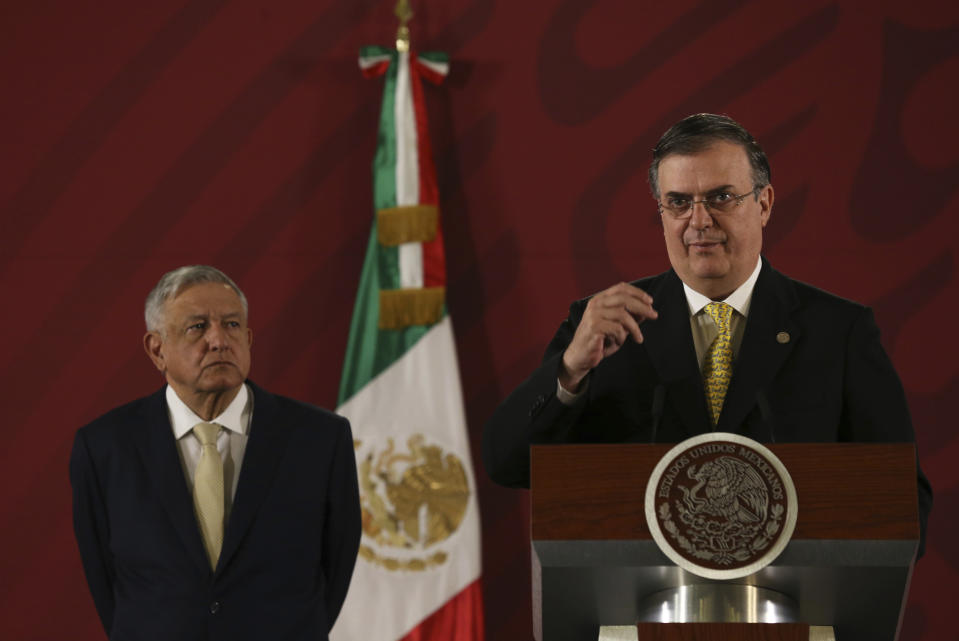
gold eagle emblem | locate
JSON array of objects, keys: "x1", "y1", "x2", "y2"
[{"x1": 356, "y1": 434, "x2": 471, "y2": 571}]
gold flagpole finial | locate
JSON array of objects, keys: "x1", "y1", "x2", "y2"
[{"x1": 395, "y1": 0, "x2": 413, "y2": 52}]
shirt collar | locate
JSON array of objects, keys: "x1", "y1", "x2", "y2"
[
  {"x1": 166, "y1": 383, "x2": 251, "y2": 440},
  {"x1": 682, "y1": 257, "x2": 762, "y2": 318}
]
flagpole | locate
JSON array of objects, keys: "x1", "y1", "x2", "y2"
[{"x1": 395, "y1": 0, "x2": 412, "y2": 52}]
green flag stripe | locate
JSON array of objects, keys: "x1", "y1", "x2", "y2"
[
  {"x1": 418, "y1": 51, "x2": 449, "y2": 65},
  {"x1": 338, "y1": 227, "x2": 380, "y2": 404},
  {"x1": 337, "y1": 230, "x2": 432, "y2": 402},
  {"x1": 359, "y1": 45, "x2": 392, "y2": 59},
  {"x1": 372, "y1": 52, "x2": 398, "y2": 212},
  {"x1": 373, "y1": 53, "x2": 401, "y2": 294},
  {"x1": 339, "y1": 227, "x2": 434, "y2": 405}
]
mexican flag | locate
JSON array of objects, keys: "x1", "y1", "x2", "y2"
[{"x1": 330, "y1": 46, "x2": 484, "y2": 641}]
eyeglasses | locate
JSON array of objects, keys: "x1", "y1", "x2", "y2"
[{"x1": 658, "y1": 187, "x2": 760, "y2": 219}]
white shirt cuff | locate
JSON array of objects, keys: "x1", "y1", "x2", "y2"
[{"x1": 556, "y1": 375, "x2": 588, "y2": 406}]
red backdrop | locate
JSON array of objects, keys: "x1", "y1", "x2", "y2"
[{"x1": 1, "y1": 1, "x2": 956, "y2": 640}]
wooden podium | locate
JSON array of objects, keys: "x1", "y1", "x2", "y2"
[{"x1": 530, "y1": 443, "x2": 920, "y2": 641}]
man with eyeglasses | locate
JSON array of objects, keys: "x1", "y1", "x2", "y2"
[{"x1": 482, "y1": 113, "x2": 931, "y2": 557}]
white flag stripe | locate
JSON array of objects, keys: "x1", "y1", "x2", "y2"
[
  {"x1": 394, "y1": 52, "x2": 419, "y2": 207},
  {"x1": 332, "y1": 317, "x2": 481, "y2": 641},
  {"x1": 393, "y1": 51, "x2": 424, "y2": 290},
  {"x1": 418, "y1": 59, "x2": 450, "y2": 76},
  {"x1": 359, "y1": 54, "x2": 391, "y2": 70},
  {"x1": 398, "y1": 242, "x2": 424, "y2": 288}
]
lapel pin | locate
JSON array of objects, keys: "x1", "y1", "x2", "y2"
[{"x1": 776, "y1": 331, "x2": 790, "y2": 344}]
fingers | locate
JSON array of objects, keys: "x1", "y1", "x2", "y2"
[
  {"x1": 594, "y1": 282, "x2": 658, "y2": 324},
  {"x1": 617, "y1": 308, "x2": 645, "y2": 345},
  {"x1": 584, "y1": 283, "x2": 657, "y2": 346},
  {"x1": 595, "y1": 317, "x2": 630, "y2": 352},
  {"x1": 563, "y1": 282, "x2": 658, "y2": 379}
]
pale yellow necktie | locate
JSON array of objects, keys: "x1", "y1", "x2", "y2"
[
  {"x1": 703, "y1": 302, "x2": 734, "y2": 426},
  {"x1": 192, "y1": 422, "x2": 224, "y2": 569}
]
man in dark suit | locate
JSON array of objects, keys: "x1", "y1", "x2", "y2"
[
  {"x1": 483, "y1": 113, "x2": 931, "y2": 555},
  {"x1": 70, "y1": 265, "x2": 361, "y2": 640}
]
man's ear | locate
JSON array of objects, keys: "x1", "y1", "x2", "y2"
[
  {"x1": 144, "y1": 332, "x2": 166, "y2": 373},
  {"x1": 759, "y1": 184, "x2": 774, "y2": 227}
]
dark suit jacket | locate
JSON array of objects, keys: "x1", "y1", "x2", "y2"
[
  {"x1": 483, "y1": 259, "x2": 931, "y2": 555},
  {"x1": 70, "y1": 381, "x2": 361, "y2": 641}
]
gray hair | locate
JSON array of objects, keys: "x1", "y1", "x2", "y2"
[
  {"x1": 144, "y1": 265, "x2": 248, "y2": 332},
  {"x1": 648, "y1": 113, "x2": 771, "y2": 199}
]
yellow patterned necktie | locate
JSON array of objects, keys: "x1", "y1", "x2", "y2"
[
  {"x1": 703, "y1": 302, "x2": 734, "y2": 426},
  {"x1": 192, "y1": 422, "x2": 224, "y2": 569}
]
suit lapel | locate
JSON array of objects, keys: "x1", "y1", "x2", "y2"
[
  {"x1": 217, "y1": 382, "x2": 288, "y2": 574},
  {"x1": 641, "y1": 270, "x2": 710, "y2": 438},
  {"x1": 718, "y1": 260, "x2": 800, "y2": 435},
  {"x1": 133, "y1": 388, "x2": 210, "y2": 573}
]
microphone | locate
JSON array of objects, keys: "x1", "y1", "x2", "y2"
[
  {"x1": 650, "y1": 384, "x2": 666, "y2": 443},
  {"x1": 756, "y1": 390, "x2": 775, "y2": 443}
]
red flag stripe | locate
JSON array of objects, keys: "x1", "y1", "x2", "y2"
[
  {"x1": 360, "y1": 60, "x2": 391, "y2": 78},
  {"x1": 399, "y1": 579, "x2": 485, "y2": 641},
  {"x1": 410, "y1": 52, "x2": 446, "y2": 289}
]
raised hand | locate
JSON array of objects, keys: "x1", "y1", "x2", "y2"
[{"x1": 559, "y1": 282, "x2": 658, "y2": 392}]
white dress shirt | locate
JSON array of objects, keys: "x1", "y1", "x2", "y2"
[
  {"x1": 557, "y1": 258, "x2": 763, "y2": 405},
  {"x1": 683, "y1": 257, "x2": 762, "y2": 367},
  {"x1": 166, "y1": 384, "x2": 252, "y2": 519}
]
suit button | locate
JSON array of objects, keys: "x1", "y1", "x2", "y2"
[
  {"x1": 529, "y1": 395, "x2": 546, "y2": 417},
  {"x1": 210, "y1": 601, "x2": 221, "y2": 614}
]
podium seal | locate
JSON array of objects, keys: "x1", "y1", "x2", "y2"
[{"x1": 645, "y1": 433, "x2": 798, "y2": 579}]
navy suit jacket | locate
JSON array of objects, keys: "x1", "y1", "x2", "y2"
[
  {"x1": 483, "y1": 259, "x2": 931, "y2": 555},
  {"x1": 70, "y1": 381, "x2": 361, "y2": 641}
]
